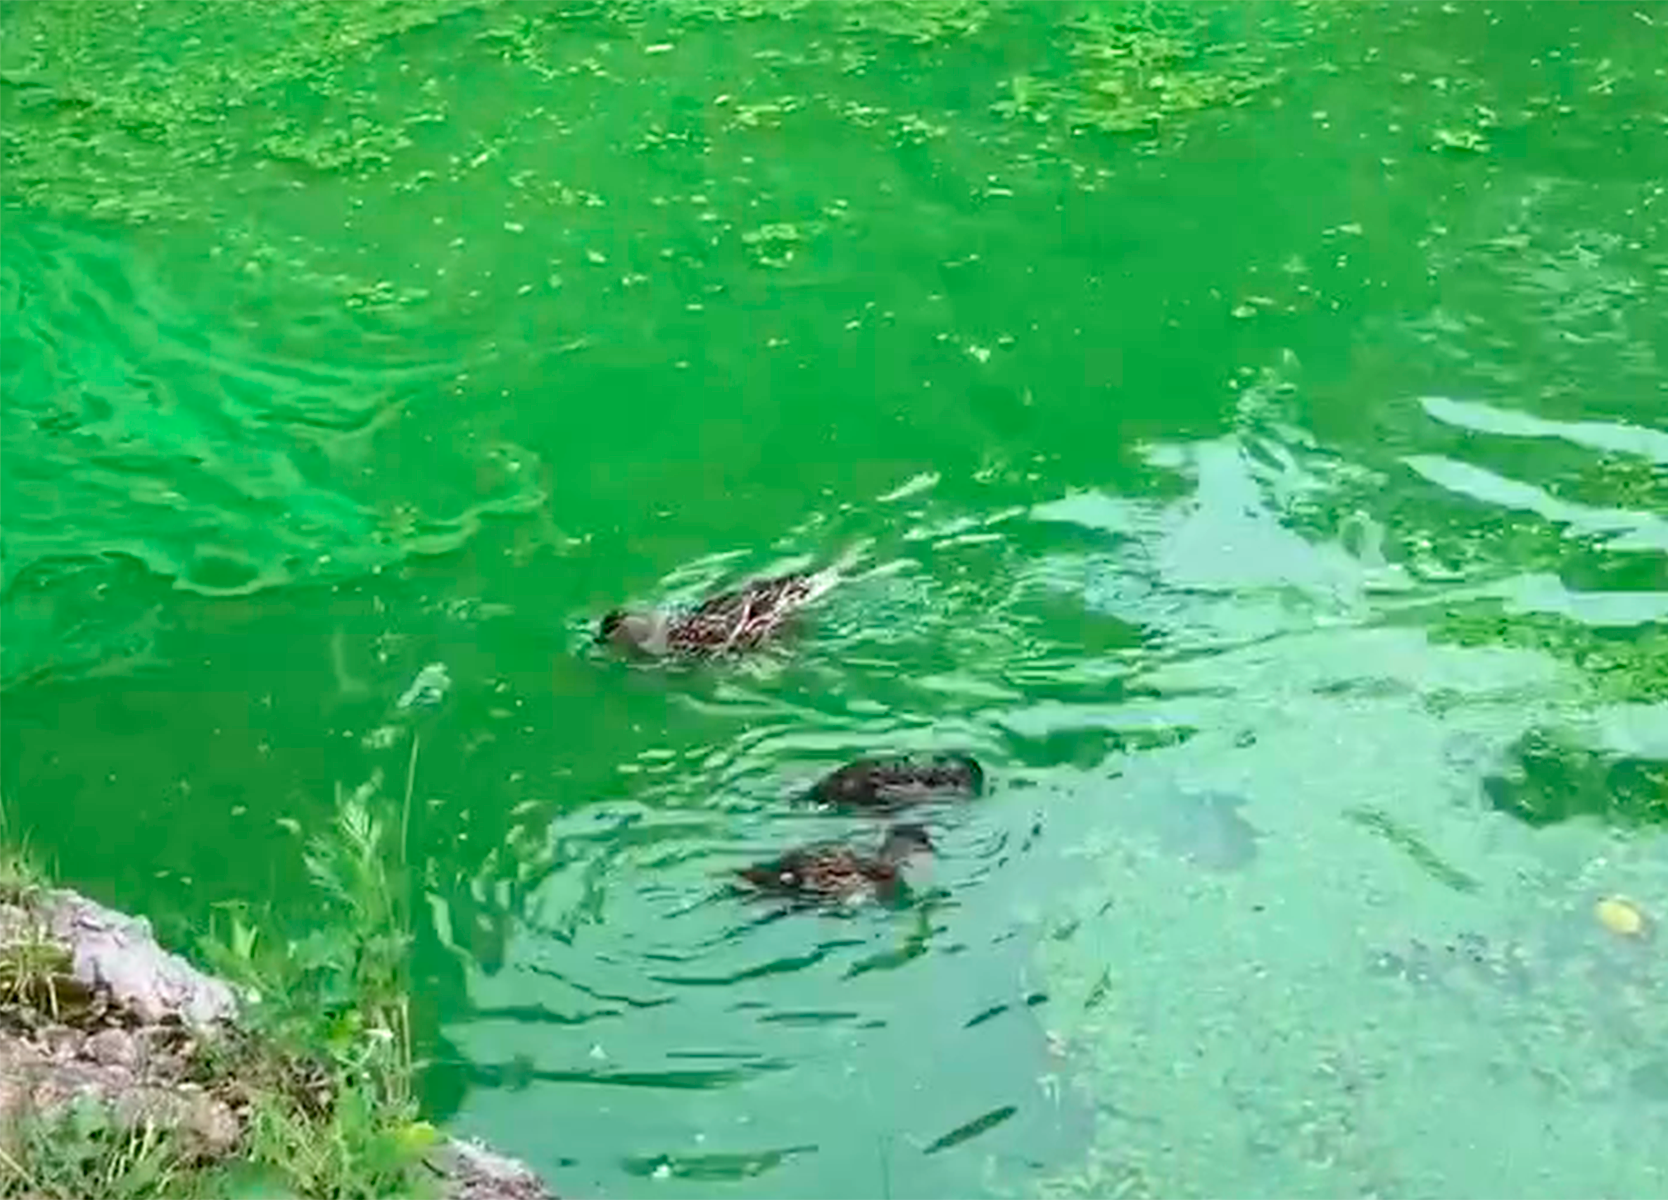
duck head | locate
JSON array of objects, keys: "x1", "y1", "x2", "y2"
[
  {"x1": 879, "y1": 822, "x2": 934, "y2": 863},
  {"x1": 598, "y1": 609, "x2": 669, "y2": 656}
]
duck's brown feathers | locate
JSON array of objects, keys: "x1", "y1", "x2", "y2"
[
  {"x1": 672, "y1": 573, "x2": 818, "y2": 653},
  {"x1": 805, "y1": 753, "x2": 984, "y2": 809},
  {"x1": 600, "y1": 571, "x2": 822, "y2": 658},
  {"x1": 736, "y1": 824, "x2": 932, "y2": 904}
]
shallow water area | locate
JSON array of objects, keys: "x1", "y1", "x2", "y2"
[{"x1": 3, "y1": 2, "x2": 1666, "y2": 1196}]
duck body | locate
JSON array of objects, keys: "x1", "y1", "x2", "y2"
[
  {"x1": 736, "y1": 824, "x2": 933, "y2": 905},
  {"x1": 599, "y1": 570, "x2": 829, "y2": 659},
  {"x1": 805, "y1": 753, "x2": 984, "y2": 810}
]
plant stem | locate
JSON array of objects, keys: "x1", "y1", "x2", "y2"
[
  {"x1": 402, "y1": 733, "x2": 420, "y2": 877},
  {"x1": 0, "y1": 1140, "x2": 43, "y2": 1195},
  {"x1": 398, "y1": 732, "x2": 420, "y2": 1098}
]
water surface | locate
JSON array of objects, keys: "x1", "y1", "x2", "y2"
[{"x1": 3, "y1": 3, "x2": 1665, "y2": 1197}]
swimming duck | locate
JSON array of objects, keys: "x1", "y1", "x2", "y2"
[
  {"x1": 804, "y1": 753, "x2": 984, "y2": 810},
  {"x1": 735, "y1": 823, "x2": 934, "y2": 904},
  {"x1": 599, "y1": 548, "x2": 861, "y2": 659}
]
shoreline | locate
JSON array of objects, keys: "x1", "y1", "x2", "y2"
[{"x1": 0, "y1": 877, "x2": 552, "y2": 1199}]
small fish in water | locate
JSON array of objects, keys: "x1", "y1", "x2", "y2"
[
  {"x1": 625, "y1": 1145, "x2": 818, "y2": 1182},
  {"x1": 598, "y1": 544, "x2": 865, "y2": 660},
  {"x1": 397, "y1": 662, "x2": 452, "y2": 710},
  {"x1": 921, "y1": 1104, "x2": 1019, "y2": 1155},
  {"x1": 736, "y1": 824, "x2": 933, "y2": 906},
  {"x1": 803, "y1": 753, "x2": 985, "y2": 810}
]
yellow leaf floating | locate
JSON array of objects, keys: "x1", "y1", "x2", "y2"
[{"x1": 1594, "y1": 896, "x2": 1648, "y2": 939}]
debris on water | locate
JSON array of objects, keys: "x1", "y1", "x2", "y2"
[
  {"x1": 1367, "y1": 931, "x2": 1534, "y2": 995},
  {"x1": 1595, "y1": 896, "x2": 1650, "y2": 939},
  {"x1": 328, "y1": 626, "x2": 372, "y2": 701},
  {"x1": 398, "y1": 662, "x2": 451, "y2": 710},
  {"x1": 361, "y1": 725, "x2": 402, "y2": 750}
]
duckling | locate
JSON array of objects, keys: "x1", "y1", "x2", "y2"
[
  {"x1": 735, "y1": 823, "x2": 934, "y2": 905},
  {"x1": 804, "y1": 753, "x2": 984, "y2": 810},
  {"x1": 599, "y1": 545, "x2": 864, "y2": 659}
]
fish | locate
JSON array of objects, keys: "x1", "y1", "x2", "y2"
[{"x1": 921, "y1": 1104, "x2": 1019, "y2": 1155}]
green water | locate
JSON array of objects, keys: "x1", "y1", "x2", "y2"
[{"x1": 4, "y1": 2, "x2": 1667, "y2": 1196}]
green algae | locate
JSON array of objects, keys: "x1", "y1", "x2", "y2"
[
  {"x1": 993, "y1": 2, "x2": 1302, "y2": 137},
  {"x1": 0, "y1": 212, "x2": 551, "y2": 685},
  {"x1": 0, "y1": 0, "x2": 1310, "y2": 234},
  {"x1": 0, "y1": 0, "x2": 501, "y2": 225},
  {"x1": 0, "y1": 0, "x2": 1322, "y2": 691}
]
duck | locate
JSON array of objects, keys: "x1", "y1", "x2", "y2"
[
  {"x1": 735, "y1": 823, "x2": 934, "y2": 905},
  {"x1": 598, "y1": 545, "x2": 864, "y2": 659},
  {"x1": 804, "y1": 753, "x2": 984, "y2": 810}
]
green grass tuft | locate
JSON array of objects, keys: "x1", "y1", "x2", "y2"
[
  {"x1": 0, "y1": 1099, "x2": 200, "y2": 1200},
  {"x1": 0, "y1": 794, "x2": 50, "y2": 906},
  {"x1": 2, "y1": 738, "x2": 442, "y2": 1200}
]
